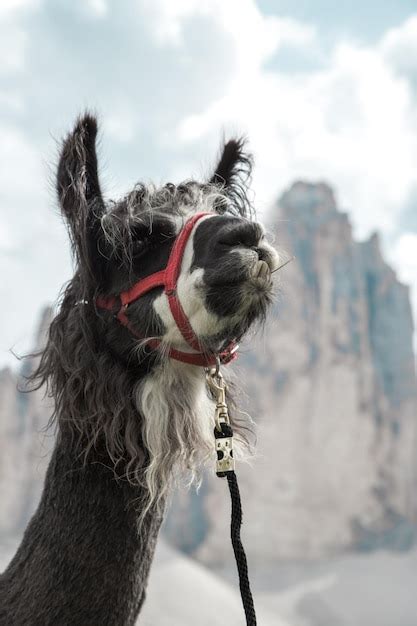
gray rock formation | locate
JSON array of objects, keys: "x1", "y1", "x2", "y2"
[{"x1": 0, "y1": 308, "x2": 53, "y2": 549}]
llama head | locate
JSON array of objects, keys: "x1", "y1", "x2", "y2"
[
  {"x1": 36, "y1": 114, "x2": 280, "y2": 516},
  {"x1": 56, "y1": 114, "x2": 279, "y2": 364}
]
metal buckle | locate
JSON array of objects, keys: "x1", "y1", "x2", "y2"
[
  {"x1": 206, "y1": 362, "x2": 235, "y2": 475},
  {"x1": 205, "y1": 359, "x2": 229, "y2": 431}
]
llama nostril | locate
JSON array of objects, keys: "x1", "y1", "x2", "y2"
[{"x1": 252, "y1": 247, "x2": 266, "y2": 261}]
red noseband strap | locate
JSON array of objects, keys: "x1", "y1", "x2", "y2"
[{"x1": 96, "y1": 212, "x2": 238, "y2": 367}]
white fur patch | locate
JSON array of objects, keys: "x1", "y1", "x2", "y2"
[
  {"x1": 152, "y1": 213, "x2": 228, "y2": 350},
  {"x1": 135, "y1": 358, "x2": 215, "y2": 519}
]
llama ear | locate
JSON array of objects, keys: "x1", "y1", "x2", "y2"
[
  {"x1": 210, "y1": 138, "x2": 253, "y2": 217},
  {"x1": 210, "y1": 138, "x2": 252, "y2": 187},
  {"x1": 57, "y1": 113, "x2": 106, "y2": 280}
]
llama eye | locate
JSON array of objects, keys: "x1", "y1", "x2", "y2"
[{"x1": 131, "y1": 238, "x2": 150, "y2": 257}]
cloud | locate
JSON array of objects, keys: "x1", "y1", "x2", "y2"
[
  {"x1": 381, "y1": 15, "x2": 417, "y2": 82},
  {"x1": 0, "y1": 0, "x2": 39, "y2": 17},
  {"x1": 0, "y1": 124, "x2": 45, "y2": 249},
  {"x1": 84, "y1": 0, "x2": 107, "y2": 18},
  {"x1": 141, "y1": 0, "x2": 315, "y2": 54},
  {"x1": 0, "y1": 121, "x2": 70, "y2": 363},
  {"x1": 1, "y1": 0, "x2": 417, "y2": 365},
  {"x1": 391, "y1": 233, "x2": 417, "y2": 346},
  {"x1": 175, "y1": 14, "x2": 417, "y2": 240},
  {"x1": 392, "y1": 233, "x2": 417, "y2": 284},
  {"x1": 0, "y1": 28, "x2": 26, "y2": 74}
]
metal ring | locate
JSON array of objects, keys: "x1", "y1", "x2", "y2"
[{"x1": 214, "y1": 356, "x2": 221, "y2": 377}]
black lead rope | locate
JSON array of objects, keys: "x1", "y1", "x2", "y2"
[
  {"x1": 226, "y1": 471, "x2": 257, "y2": 626},
  {"x1": 214, "y1": 422, "x2": 257, "y2": 626}
]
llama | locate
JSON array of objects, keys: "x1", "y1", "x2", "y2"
[{"x1": 0, "y1": 114, "x2": 279, "y2": 625}]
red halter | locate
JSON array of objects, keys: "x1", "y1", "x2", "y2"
[{"x1": 96, "y1": 212, "x2": 238, "y2": 367}]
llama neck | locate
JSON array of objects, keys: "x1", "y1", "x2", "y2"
[{"x1": 0, "y1": 431, "x2": 162, "y2": 626}]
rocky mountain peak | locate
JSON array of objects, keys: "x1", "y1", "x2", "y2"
[{"x1": 278, "y1": 180, "x2": 339, "y2": 223}]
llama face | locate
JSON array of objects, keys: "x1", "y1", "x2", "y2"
[
  {"x1": 98, "y1": 190, "x2": 279, "y2": 356},
  {"x1": 150, "y1": 210, "x2": 279, "y2": 352},
  {"x1": 56, "y1": 114, "x2": 279, "y2": 361}
]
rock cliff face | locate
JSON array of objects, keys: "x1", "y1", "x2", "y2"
[
  {"x1": 250, "y1": 182, "x2": 416, "y2": 558},
  {"x1": 1, "y1": 183, "x2": 416, "y2": 562},
  {"x1": 0, "y1": 308, "x2": 53, "y2": 547}
]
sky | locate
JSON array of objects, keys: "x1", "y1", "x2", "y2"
[{"x1": 1, "y1": 0, "x2": 417, "y2": 366}]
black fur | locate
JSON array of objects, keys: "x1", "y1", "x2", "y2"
[
  {"x1": 0, "y1": 435, "x2": 161, "y2": 626},
  {"x1": 57, "y1": 114, "x2": 107, "y2": 285},
  {"x1": 210, "y1": 138, "x2": 253, "y2": 218},
  {"x1": 0, "y1": 114, "x2": 274, "y2": 625}
]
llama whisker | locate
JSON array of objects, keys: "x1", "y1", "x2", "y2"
[{"x1": 271, "y1": 256, "x2": 295, "y2": 273}]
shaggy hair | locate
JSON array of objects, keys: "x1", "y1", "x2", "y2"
[{"x1": 27, "y1": 114, "x2": 270, "y2": 526}]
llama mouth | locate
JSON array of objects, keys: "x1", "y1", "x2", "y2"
[
  {"x1": 250, "y1": 259, "x2": 272, "y2": 284},
  {"x1": 204, "y1": 260, "x2": 272, "y2": 290}
]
